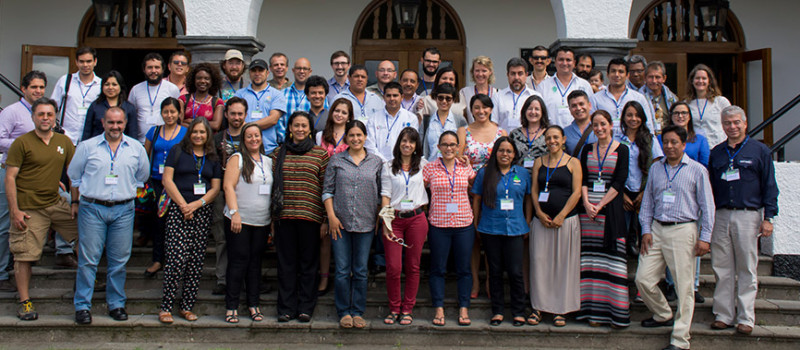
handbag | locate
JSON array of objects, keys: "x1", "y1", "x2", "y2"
[
  {"x1": 157, "y1": 192, "x2": 171, "y2": 218},
  {"x1": 135, "y1": 126, "x2": 162, "y2": 214}
]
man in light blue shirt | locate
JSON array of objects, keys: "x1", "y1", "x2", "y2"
[
  {"x1": 332, "y1": 65, "x2": 384, "y2": 123},
  {"x1": 68, "y1": 107, "x2": 150, "y2": 324},
  {"x1": 563, "y1": 90, "x2": 597, "y2": 157},
  {"x1": 235, "y1": 59, "x2": 287, "y2": 154},
  {"x1": 590, "y1": 58, "x2": 656, "y2": 137}
]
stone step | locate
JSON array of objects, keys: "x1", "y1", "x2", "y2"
[
  {"x1": 0, "y1": 314, "x2": 798, "y2": 350},
  {"x1": 14, "y1": 264, "x2": 800, "y2": 301}
]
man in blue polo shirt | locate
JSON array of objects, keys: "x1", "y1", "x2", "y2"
[
  {"x1": 590, "y1": 57, "x2": 655, "y2": 137},
  {"x1": 235, "y1": 59, "x2": 287, "y2": 154}
]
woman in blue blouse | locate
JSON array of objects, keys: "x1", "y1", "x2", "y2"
[
  {"x1": 659, "y1": 102, "x2": 709, "y2": 165},
  {"x1": 471, "y1": 136, "x2": 531, "y2": 326}
]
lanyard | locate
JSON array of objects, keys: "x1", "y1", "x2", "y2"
[
  {"x1": 249, "y1": 87, "x2": 269, "y2": 110},
  {"x1": 334, "y1": 132, "x2": 345, "y2": 147},
  {"x1": 474, "y1": 85, "x2": 492, "y2": 98},
  {"x1": 611, "y1": 88, "x2": 629, "y2": 113},
  {"x1": 78, "y1": 78, "x2": 97, "y2": 106},
  {"x1": 105, "y1": 141, "x2": 120, "y2": 173},
  {"x1": 191, "y1": 94, "x2": 202, "y2": 119},
  {"x1": 511, "y1": 90, "x2": 525, "y2": 114},
  {"x1": 555, "y1": 75, "x2": 575, "y2": 104},
  {"x1": 524, "y1": 126, "x2": 540, "y2": 148},
  {"x1": 193, "y1": 152, "x2": 206, "y2": 183},
  {"x1": 401, "y1": 169, "x2": 411, "y2": 197},
  {"x1": 354, "y1": 93, "x2": 367, "y2": 119},
  {"x1": 226, "y1": 130, "x2": 237, "y2": 150},
  {"x1": 501, "y1": 169, "x2": 513, "y2": 198},
  {"x1": 696, "y1": 98, "x2": 708, "y2": 121},
  {"x1": 725, "y1": 136, "x2": 750, "y2": 169},
  {"x1": 331, "y1": 80, "x2": 347, "y2": 96},
  {"x1": 225, "y1": 78, "x2": 242, "y2": 92},
  {"x1": 160, "y1": 126, "x2": 180, "y2": 158},
  {"x1": 147, "y1": 82, "x2": 163, "y2": 111},
  {"x1": 20, "y1": 98, "x2": 32, "y2": 114},
  {"x1": 663, "y1": 161, "x2": 685, "y2": 190},
  {"x1": 292, "y1": 85, "x2": 306, "y2": 108},
  {"x1": 440, "y1": 159, "x2": 456, "y2": 197},
  {"x1": 595, "y1": 142, "x2": 612, "y2": 177},
  {"x1": 401, "y1": 95, "x2": 417, "y2": 111},
  {"x1": 421, "y1": 79, "x2": 429, "y2": 94},
  {"x1": 384, "y1": 111, "x2": 400, "y2": 144},
  {"x1": 313, "y1": 112, "x2": 324, "y2": 130},
  {"x1": 544, "y1": 153, "x2": 565, "y2": 191},
  {"x1": 252, "y1": 154, "x2": 266, "y2": 184}
]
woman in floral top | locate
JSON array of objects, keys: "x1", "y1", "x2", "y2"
[{"x1": 459, "y1": 94, "x2": 506, "y2": 172}]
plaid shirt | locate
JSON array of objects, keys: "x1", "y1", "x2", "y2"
[
  {"x1": 423, "y1": 159, "x2": 476, "y2": 228},
  {"x1": 283, "y1": 82, "x2": 311, "y2": 116}
]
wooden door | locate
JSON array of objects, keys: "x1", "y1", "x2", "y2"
[
  {"x1": 738, "y1": 48, "x2": 773, "y2": 145},
  {"x1": 21, "y1": 45, "x2": 77, "y2": 98},
  {"x1": 635, "y1": 52, "x2": 687, "y2": 98}
]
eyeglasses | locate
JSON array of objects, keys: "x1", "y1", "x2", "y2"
[
  {"x1": 671, "y1": 111, "x2": 690, "y2": 116},
  {"x1": 531, "y1": 56, "x2": 549, "y2": 61},
  {"x1": 390, "y1": 236, "x2": 412, "y2": 248},
  {"x1": 332, "y1": 62, "x2": 349, "y2": 66},
  {"x1": 294, "y1": 67, "x2": 311, "y2": 72},
  {"x1": 172, "y1": 60, "x2": 188, "y2": 66},
  {"x1": 377, "y1": 69, "x2": 396, "y2": 73},
  {"x1": 630, "y1": 69, "x2": 645, "y2": 74},
  {"x1": 435, "y1": 95, "x2": 453, "y2": 102},
  {"x1": 439, "y1": 143, "x2": 458, "y2": 149},
  {"x1": 424, "y1": 59, "x2": 440, "y2": 64}
]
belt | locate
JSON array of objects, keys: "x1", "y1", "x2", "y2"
[
  {"x1": 655, "y1": 220, "x2": 695, "y2": 226},
  {"x1": 81, "y1": 196, "x2": 134, "y2": 207},
  {"x1": 721, "y1": 206, "x2": 759, "y2": 212},
  {"x1": 395, "y1": 207, "x2": 424, "y2": 219}
]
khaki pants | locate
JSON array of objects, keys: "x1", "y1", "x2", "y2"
[
  {"x1": 711, "y1": 209, "x2": 760, "y2": 327},
  {"x1": 635, "y1": 221, "x2": 698, "y2": 349},
  {"x1": 9, "y1": 197, "x2": 78, "y2": 262}
]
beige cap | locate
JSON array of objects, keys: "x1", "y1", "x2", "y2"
[{"x1": 223, "y1": 49, "x2": 244, "y2": 61}]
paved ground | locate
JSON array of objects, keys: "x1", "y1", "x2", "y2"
[{"x1": 0, "y1": 344, "x2": 571, "y2": 350}]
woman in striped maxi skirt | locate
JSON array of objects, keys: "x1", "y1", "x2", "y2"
[{"x1": 576, "y1": 110, "x2": 631, "y2": 328}]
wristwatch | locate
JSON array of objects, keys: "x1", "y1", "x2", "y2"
[
  {"x1": 765, "y1": 217, "x2": 774, "y2": 223},
  {"x1": 229, "y1": 209, "x2": 238, "y2": 216}
]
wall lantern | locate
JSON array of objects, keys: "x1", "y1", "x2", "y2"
[
  {"x1": 695, "y1": 0, "x2": 729, "y2": 34},
  {"x1": 93, "y1": 0, "x2": 122, "y2": 27},
  {"x1": 393, "y1": 0, "x2": 421, "y2": 29}
]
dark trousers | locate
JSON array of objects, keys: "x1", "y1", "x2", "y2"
[
  {"x1": 428, "y1": 225, "x2": 474, "y2": 308},
  {"x1": 482, "y1": 233, "x2": 526, "y2": 317},
  {"x1": 275, "y1": 219, "x2": 320, "y2": 317},
  {"x1": 224, "y1": 219, "x2": 268, "y2": 310},
  {"x1": 146, "y1": 180, "x2": 167, "y2": 264}
]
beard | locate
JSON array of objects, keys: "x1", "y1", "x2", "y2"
[
  {"x1": 424, "y1": 66, "x2": 438, "y2": 77},
  {"x1": 146, "y1": 74, "x2": 163, "y2": 85}
]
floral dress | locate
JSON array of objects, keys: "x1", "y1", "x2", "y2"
[{"x1": 464, "y1": 126, "x2": 503, "y2": 172}]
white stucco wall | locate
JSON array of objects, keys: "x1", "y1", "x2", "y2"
[
  {"x1": 552, "y1": 0, "x2": 632, "y2": 39},
  {"x1": 183, "y1": 0, "x2": 260, "y2": 37},
  {"x1": 763, "y1": 162, "x2": 800, "y2": 256}
]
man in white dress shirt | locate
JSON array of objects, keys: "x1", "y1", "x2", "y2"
[
  {"x1": 495, "y1": 58, "x2": 541, "y2": 132},
  {"x1": 589, "y1": 57, "x2": 656, "y2": 137},
  {"x1": 50, "y1": 47, "x2": 102, "y2": 145},
  {"x1": 365, "y1": 82, "x2": 419, "y2": 161},
  {"x1": 537, "y1": 47, "x2": 594, "y2": 128}
]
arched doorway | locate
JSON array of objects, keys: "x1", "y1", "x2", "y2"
[{"x1": 352, "y1": 0, "x2": 466, "y2": 89}]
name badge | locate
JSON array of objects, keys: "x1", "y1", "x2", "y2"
[
  {"x1": 500, "y1": 199, "x2": 514, "y2": 210},
  {"x1": 662, "y1": 191, "x2": 676, "y2": 203},
  {"x1": 77, "y1": 106, "x2": 89, "y2": 116},
  {"x1": 105, "y1": 175, "x2": 118, "y2": 185},
  {"x1": 538, "y1": 191, "x2": 550, "y2": 202},
  {"x1": 193, "y1": 183, "x2": 207, "y2": 195},
  {"x1": 251, "y1": 110, "x2": 264, "y2": 120},
  {"x1": 592, "y1": 180, "x2": 606, "y2": 193},
  {"x1": 612, "y1": 118, "x2": 621, "y2": 131},
  {"x1": 523, "y1": 158, "x2": 534, "y2": 168},
  {"x1": 259, "y1": 184, "x2": 271, "y2": 195},
  {"x1": 158, "y1": 164, "x2": 165, "y2": 174},
  {"x1": 725, "y1": 169, "x2": 740, "y2": 181},
  {"x1": 445, "y1": 203, "x2": 459, "y2": 213},
  {"x1": 400, "y1": 199, "x2": 414, "y2": 211}
]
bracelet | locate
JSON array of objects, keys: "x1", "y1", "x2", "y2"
[
  {"x1": 200, "y1": 198, "x2": 207, "y2": 206},
  {"x1": 71, "y1": 200, "x2": 79, "y2": 204}
]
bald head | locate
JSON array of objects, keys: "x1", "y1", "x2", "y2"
[
  {"x1": 292, "y1": 58, "x2": 312, "y2": 85},
  {"x1": 376, "y1": 60, "x2": 397, "y2": 85}
]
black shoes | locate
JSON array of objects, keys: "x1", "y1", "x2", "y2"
[
  {"x1": 665, "y1": 285, "x2": 677, "y2": 302},
  {"x1": 694, "y1": 291, "x2": 705, "y2": 303},
  {"x1": 641, "y1": 317, "x2": 674, "y2": 328},
  {"x1": 75, "y1": 310, "x2": 92, "y2": 325},
  {"x1": 109, "y1": 307, "x2": 128, "y2": 321},
  {"x1": 55, "y1": 253, "x2": 78, "y2": 269},
  {"x1": 662, "y1": 345, "x2": 688, "y2": 350}
]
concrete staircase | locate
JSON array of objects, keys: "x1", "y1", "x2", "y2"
[{"x1": 1, "y1": 245, "x2": 799, "y2": 349}]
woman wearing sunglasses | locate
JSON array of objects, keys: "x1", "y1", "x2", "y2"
[{"x1": 419, "y1": 83, "x2": 467, "y2": 161}]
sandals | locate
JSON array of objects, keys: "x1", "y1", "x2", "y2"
[
  {"x1": 490, "y1": 315, "x2": 503, "y2": 326},
  {"x1": 553, "y1": 315, "x2": 566, "y2": 327},
  {"x1": 432, "y1": 308, "x2": 445, "y2": 326},
  {"x1": 297, "y1": 313, "x2": 311, "y2": 323},
  {"x1": 277, "y1": 314, "x2": 292, "y2": 323},
  {"x1": 339, "y1": 315, "x2": 354, "y2": 328},
  {"x1": 249, "y1": 307, "x2": 263, "y2": 322},
  {"x1": 158, "y1": 311, "x2": 173, "y2": 324},
  {"x1": 384, "y1": 312, "x2": 399, "y2": 325},
  {"x1": 178, "y1": 310, "x2": 198, "y2": 321},
  {"x1": 225, "y1": 310, "x2": 239, "y2": 324},
  {"x1": 458, "y1": 315, "x2": 472, "y2": 326},
  {"x1": 513, "y1": 317, "x2": 526, "y2": 327},
  {"x1": 527, "y1": 310, "x2": 541, "y2": 325},
  {"x1": 399, "y1": 314, "x2": 413, "y2": 325},
  {"x1": 352, "y1": 315, "x2": 367, "y2": 329}
]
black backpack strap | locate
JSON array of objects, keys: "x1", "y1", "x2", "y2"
[{"x1": 572, "y1": 126, "x2": 593, "y2": 158}]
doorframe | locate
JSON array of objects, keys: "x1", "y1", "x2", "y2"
[{"x1": 20, "y1": 45, "x2": 77, "y2": 82}]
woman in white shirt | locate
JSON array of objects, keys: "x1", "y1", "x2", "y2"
[
  {"x1": 685, "y1": 64, "x2": 731, "y2": 147},
  {"x1": 459, "y1": 56, "x2": 499, "y2": 123}
]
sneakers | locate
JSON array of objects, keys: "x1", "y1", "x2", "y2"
[
  {"x1": 0, "y1": 279, "x2": 17, "y2": 293},
  {"x1": 55, "y1": 253, "x2": 78, "y2": 269},
  {"x1": 17, "y1": 300, "x2": 38, "y2": 321}
]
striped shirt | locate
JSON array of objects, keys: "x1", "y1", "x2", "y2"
[
  {"x1": 322, "y1": 150, "x2": 384, "y2": 232},
  {"x1": 270, "y1": 146, "x2": 329, "y2": 223},
  {"x1": 639, "y1": 153, "x2": 715, "y2": 242},
  {"x1": 423, "y1": 159, "x2": 476, "y2": 228}
]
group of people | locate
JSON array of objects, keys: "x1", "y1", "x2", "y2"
[{"x1": 0, "y1": 45, "x2": 778, "y2": 350}]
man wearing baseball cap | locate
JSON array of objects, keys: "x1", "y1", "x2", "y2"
[
  {"x1": 234, "y1": 59, "x2": 287, "y2": 154},
  {"x1": 219, "y1": 49, "x2": 249, "y2": 102}
]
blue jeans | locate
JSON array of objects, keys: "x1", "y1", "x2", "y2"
[
  {"x1": 74, "y1": 200, "x2": 135, "y2": 311},
  {"x1": 428, "y1": 225, "x2": 474, "y2": 308},
  {"x1": 331, "y1": 229, "x2": 373, "y2": 318},
  {"x1": 0, "y1": 167, "x2": 10, "y2": 280},
  {"x1": 55, "y1": 189, "x2": 75, "y2": 255}
]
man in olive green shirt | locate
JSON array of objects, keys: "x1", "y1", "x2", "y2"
[{"x1": 5, "y1": 98, "x2": 78, "y2": 321}]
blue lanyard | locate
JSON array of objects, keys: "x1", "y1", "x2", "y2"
[
  {"x1": 313, "y1": 113, "x2": 324, "y2": 130},
  {"x1": 147, "y1": 82, "x2": 163, "y2": 111},
  {"x1": 105, "y1": 141, "x2": 120, "y2": 173},
  {"x1": 401, "y1": 95, "x2": 417, "y2": 111},
  {"x1": 293, "y1": 85, "x2": 306, "y2": 108},
  {"x1": 611, "y1": 88, "x2": 629, "y2": 113},
  {"x1": 725, "y1": 136, "x2": 749, "y2": 169},
  {"x1": 193, "y1": 152, "x2": 206, "y2": 183},
  {"x1": 401, "y1": 169, "x2": 411, "y2": 197},
  {"x1": 226, "y1": 130, "x2": 237, "y2": 150},
  {"x1": 474, "y1": 85, "x2": 492, "y2": 98},
  {"x1": 501, "y1": 169, "x2": 513, "y2": 198},
  {"x1": 334, "y1": 133, "x2": 345, "y2": 148},
  {"x1": 663, "y1": 162, "x2": 685, "y2": 190},
  {"x1": 525, "y1": 126, "x2": 540, "y2": 148},
  {"x1": 78, "y1": 78, "x2": 97, "y2": 106},
  {"x1": 440, "y1": 159, "x2": 456, "y2": 195},
  {"x1": 20, "y1": 98, "x2": 32, "y2": 114},
  {"x1": 159, "y1": 126, "x2": 180, "y2": 159},
  {"x1": 696, "y1": 99, "x2": 708, "y2": 121},
  {"x1": 555, "y1": 75, "x2": 575, "y2": 104},
  {"x1": 354, "y1": 93, "x2": 367, "y2": 119},
  {"x1": 225, "y1": 78, "x2": 242, "y2": 92},
  {"x1": 595, "y1": 142, "x2": 612, "y2": 177},
  {"x1": 249, "y1": 87, "x2": 269, "y2": 110},
  {"x1": 384, "y1": 111, "x2": 400, "y2": 144},
  {"x1": 191, "y1": 94, "x2": 202, "y2": 119},
  {"x1": 543, "y1": 153, "x2": 564, "y2": 191},
  {"x1": 421, "y1": 79, "x2": 429, "y2": 94},
  {"x1": 511, "y1": 90, "x2": 525, "y2": 114},
  {"x1": 331, "y1": 80, "x2": 347, "y2": 96},
  {"x1": 252, "y1": 154, "x2": 266, "y2": 183}
]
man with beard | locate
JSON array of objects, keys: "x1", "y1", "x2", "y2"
[
  {"x1": 496, "y1": 57, "x2": 541, "y2": 132},
  {"x1": 218, "y1": 49, "x2": 249, "y2": 102},
  {"x1": 538, "y1": 47, "x2": 594, "y2": 128},
  {"x1": 367, "y1": 60, "x2": 397, "y2": 98},
  {"x1": 575, "y1": 54, "x2": 595, "y2": 75},
  {"x1": 128, "y1": 53, "x2": 180, "y2": 143},
  {"x1": 68, "y1": 107, "x2": 149, "y2": 324},
  {"x1": 327, "y1": 51, "x2": 350, "y2": 106},
  {"x1": 417, "y1": 47, "x2": 441, "y2": 96},
  {"x1": 526, "y1": 45, "x2": 552, "y2": 91}
]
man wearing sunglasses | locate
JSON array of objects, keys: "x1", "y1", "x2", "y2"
[
  {"x1": 537, "y1": 46, "x2": 594, "y2": 128},
  {"x1": 526, "y1": 46, "x2": 552, "y2": 91},
  {"x1": 164, "y1": 52, "x2": 190, "y2": 96}
]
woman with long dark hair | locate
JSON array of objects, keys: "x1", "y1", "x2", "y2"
[
  {"x1": 471, "y1": 136, "x2": 531, "y2": 326},
  {"x1": 271, "y1": 111, "x2": 329, "y2": 323},
  {"x1": 158, "y1": 117, "x2": 222, "y2": 323},
  {"x1": 82, "y1": 70, "x2": 138, "y2": 140},
  {"x1": 323, "y1": 120, "x2": 383, "y2": 329},
  {"x1": 379, "y1": 127, "x2": 429, "y2": 325},
  {"x1": 222, "y1": 122, "x2": 272, "y2": 323}
]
